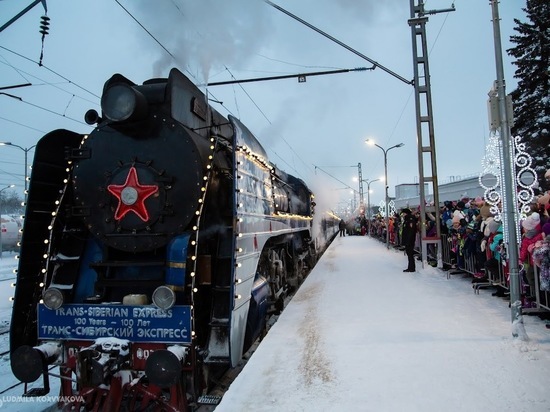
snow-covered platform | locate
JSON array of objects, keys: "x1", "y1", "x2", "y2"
[{"x1": 216, "y1": 235, "x2": 550, "y2": 412}]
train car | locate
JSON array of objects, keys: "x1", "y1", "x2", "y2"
[
  {"x1": 9, "y1": 68, "x2": 338, "y2": 410},
  {"x1": 1, "y1": 215, "x2": 20, "y2": 252}
]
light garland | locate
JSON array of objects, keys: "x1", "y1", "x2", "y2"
[
  {"x1": 479, "y1": 131, "x2": 537, "y2": 243},
  {"x1": 378, "y1": 200, "x2": 386, "y2": 218},
  {"x1": 388, "y1": 199, "x2": 396, "y2": 217},
  {"x1": 479, "y1": 131, "x2": 502, "y2": 220}
]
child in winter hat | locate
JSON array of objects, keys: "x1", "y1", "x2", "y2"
[{"x1": 522, "y1": 212, "x2": 541, "y2": 232}]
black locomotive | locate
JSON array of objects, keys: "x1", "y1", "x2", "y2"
[{"x1": 9, "y1": 68, "x2": 338, "y2": 410}]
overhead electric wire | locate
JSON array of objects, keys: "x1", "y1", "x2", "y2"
[
  {"x1": 0, "y1": 58, "x2": 98, "y2": 106},
  {"x1": 0, "y1": 46, "x2": 100, "y2": 99},
  {"x1": 313, "y1": 165, "x2": 356, "y2": 191},
  {"x1": 2, "y1": 93, "x2": 87, "y2": 126},
  {"x1": 264, "y1": 0, "x2": 412, "y2": 85},
  {"x1": 207, "y1": 67, "x2": 370, "y2": 86},
  {"x1": 0, "y1": 116, "x2": 45, "y2": 134},
  {"x1": 220, "y1": 67, "x2": 312, "y2": 179},
  {"x1": 256, "y1": 54, "x2": 345, "y2": 71},
  {"x1": 114, "y1": 0, "x2": 177, "y2": 62}
]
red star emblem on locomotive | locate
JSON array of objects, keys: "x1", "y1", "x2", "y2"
[{"x1": 107, "y1": 166, "x2": 159, "y2": 221}]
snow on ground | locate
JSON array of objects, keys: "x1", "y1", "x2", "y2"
[
  {"x1": 217, "y1": 236, "x2": 550, "y2": 412},
  {"x1": 1, "y1": 236, "x2": 550, "y2": 411}
]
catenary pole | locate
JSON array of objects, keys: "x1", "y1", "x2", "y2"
[{"x1": 489, "y1": 0, "x2": 526, "y2": 339}]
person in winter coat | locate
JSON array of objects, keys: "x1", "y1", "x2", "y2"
[
  {"x1": 519, "y1": 212, "x2": 544, "y2": 298},
  {"x1": 532, "y1": 222, "x2": 550, "y2": 292},
  {"x1": 401, "y1": 208, "x2": 418, "y2": 272},
  {"x1": 484, "y1": 219, "x2": 504, "y2": 280},
  {"x1": 339, "y1": 219, "x2": 346, "y2": 237}
]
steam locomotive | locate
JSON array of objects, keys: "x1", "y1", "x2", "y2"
[{"x1": 9, "y1": 68, "x2": 338, "y2": 410}]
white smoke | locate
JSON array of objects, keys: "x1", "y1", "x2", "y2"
[
  {"x1": 134, "y1": 0, "x2": 408, "y2": 83},
  {"x1": 134, "y1": 0, "x2": 273, "y2": 83}
]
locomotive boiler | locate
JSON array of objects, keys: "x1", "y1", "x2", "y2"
[{"x1": 9, "y1": 68, "x2": 338, "y2": 410}]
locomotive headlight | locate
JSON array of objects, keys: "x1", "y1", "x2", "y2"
[
  {"x1": 43, "y1": 287, "x2": 64, "y2": 310},
  {"x1": 101, "y1": 83, "x2": 147, "y2": 122},
  {"x1": 152, "y1": 286, "x2": 176, "y2": 310}
]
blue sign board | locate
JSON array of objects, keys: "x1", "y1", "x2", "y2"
[{"x1": 38, "y1": 304, "x2": 192, "y2": 344}]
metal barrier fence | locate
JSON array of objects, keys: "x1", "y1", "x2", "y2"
[
  {"x1": 472, "y1": 258, "x2": 508, "y2": 295},
  {"x1": 524, "y1": 264, "x2": 550, "y2": 314},
  {"x1": 440, "y1": 234, "x2": 478, "y2": 279},
  {"x1": 368, "y1": 228, "x2": 550, "y2": 315}
]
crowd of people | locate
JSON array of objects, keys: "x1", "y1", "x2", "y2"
[{"x1": 342, "y1": 170, "x2": 550, "y2": 316}]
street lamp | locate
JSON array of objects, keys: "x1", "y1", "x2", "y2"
[
  {"x1": 0, "y1": 184, "x2": 16, "y2": 259},
  {"x1": 366, "y1": 139, "x2": 404, "y2": 249},
  {"x1": 0, "y1": 142, "x2": 37, "y2": 205},
  {"x1": 363, "y1": 178, "x2": 380, "y2": 236}
]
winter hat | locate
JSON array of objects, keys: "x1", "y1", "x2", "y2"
[
  {"x1": 453, "y1": 210, "x2": 465, "y2": 220},
  {"x1": 457, "y1": 201, "x2": 465, "y2": 209},
  {"x1": 452, "y1": 215, "x2": 461, "y2": 228},
  {"x1": 522, "y1": 217, "x2": 535, "y2": 231},
  {"x1": 522, "y1": 212, "x2": 540, "y2": 231},
  {"x1": 474, "y1": 196, "x2": 483, "y2": 206}
]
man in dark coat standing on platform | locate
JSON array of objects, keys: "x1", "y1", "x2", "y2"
[
  {"x1": 339, "y1": 219, "x2": 346, "y2": 237},
  {"x1": 401, "y1": 208, "x2": 418, "y2": 272}
]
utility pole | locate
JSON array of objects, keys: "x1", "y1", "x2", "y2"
[
  {"x1": 408, "y1": 0, "x2": 455, "y2": 268},
  {"x1": 357, "y1": 163, "x2": 364, "y2": 209},
  {"x1": 489, "y1": 0, "x2": 526, "y2": 340}
]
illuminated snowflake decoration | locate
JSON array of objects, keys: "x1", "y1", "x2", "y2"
[
  {"x1": 514, "y1": 135, "x2": 537, "y2": 218},
  {"x1": 378, "y1": 200, "x2": 386, "y2": 218},
  {"x1": 378, "y1": 199, "x2": 397, "y2": 218},
  {"x1": 479, "y1": 132, "x2": 536, "y2": 243},
  {"x1": 479, "y1": 132, "x2": 502, "y2": 220},
  {"x1": 388, "y1": 199, "x2": 396, "y2": 217}
]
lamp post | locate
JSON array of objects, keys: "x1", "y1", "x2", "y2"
[
  {"x1": 363, "y1": 178, "x2": 380, "y2": 236},
  {"x1": 0, "y1": 184, "x2": 16, "y2": 259},
  {"x1": 366, "y1": 139, "x2": 404, "y2": 249},
  {"x1": 0, "y1": 142, "x2": 36, "y2": 205}
]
